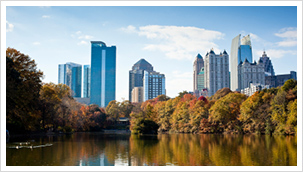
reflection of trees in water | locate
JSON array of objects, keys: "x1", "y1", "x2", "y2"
[
  {"x1": 129, "y1": 134, "x2": 297, "y2": 166},
  {"x1": 6, "y1": 133, "x2": 297, "y2": 166}
]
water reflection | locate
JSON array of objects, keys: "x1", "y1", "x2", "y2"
[{"x1": 6, "y1": 133, "x2": 296, "y2": 166}]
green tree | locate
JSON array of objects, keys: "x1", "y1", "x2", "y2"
[
  {"x1": 105, "y1": 100, "x2": 121, "y2": 121},
  {"x1": 209, "y1": 87, "x2": 232, "y2": 101}
]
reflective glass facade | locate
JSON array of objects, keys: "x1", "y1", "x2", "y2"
[
  {"x1": 197, "y1": 67, "x2": 204, "y2": 91},
  {"x1": 143, "y1": 71, "x2": 165, "y2": 101},
  {"x1": 58, "y1": 62, "x2": 82, "y2": 97},
  {"x1": 90, "y1": 41, "x2": 116, "y2": 107},
  {"x1": 238, "y1": 45, "x2": 252, "y2": 64},
  {"x1": 129, "y1": 59, "x2": 153, "y2": 102},
  {"x1": 230, "y1": 34, "x2": 253, "y2": 91},
  {"x1": 83, "y1": 65, "x2": 91, "y2": 98}
]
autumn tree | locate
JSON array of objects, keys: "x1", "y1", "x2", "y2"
[
  {"x1": 209, "y1": 92, "x2": 247, "y2": 133},
  {"x1": 239, "y1": 91, "x2": 273, "y2": 134},
  {"x1": 6, "y1": 48, "x2": 43, "y2": 132}
]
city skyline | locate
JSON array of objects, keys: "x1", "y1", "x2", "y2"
[{"x1": 5, "y1": 4, "x2": 299, "y2": 101}]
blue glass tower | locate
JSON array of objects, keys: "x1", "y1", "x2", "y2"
[
  {"x1": 83, "y1": 65, "x2": 91, "y2": 98},
  {"x1": 58, "y1": 62, "x2": 82, "y2": 97},
  {"x1": 90, "y1": 41, "x2": 116, "y2": 107},
  {"x1": 230, "y1": 34, "x2": 253, "y2": 91}
]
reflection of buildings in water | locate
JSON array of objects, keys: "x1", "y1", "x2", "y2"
[
  {"x1": 114, "y1": 153, "x2": 129, "y2": 166},
  {"x1": 78, "y1": 153, "x2": 114, "y2": 166}
]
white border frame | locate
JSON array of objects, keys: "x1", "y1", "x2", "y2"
[{"x1": 1, "y1": 1, "x2": 302, "y2": 171}]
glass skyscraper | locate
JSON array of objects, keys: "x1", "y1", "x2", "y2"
[
  {"x1": 143, "y1": 71, "x2": 165, "y2": 101},
  {"x1": 129, "y1": 59, "x2": 153, "y2": 102},
  {"x1": 83, "y1": 65, "x2": 91, "y2": 98},
  {"x1": 58, "y1": 62, "x2": 82, "y2": 97},
  {"x1": 90, "y1": 41, "x2": 116, "y2": 107},
  {"x1": 230, "y1": 34, "x2": 253, "y2": 91}
]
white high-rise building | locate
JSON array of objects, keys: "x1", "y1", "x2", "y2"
[{"x1": 204, "y1": 48, "x2": 230, "y2": 96}]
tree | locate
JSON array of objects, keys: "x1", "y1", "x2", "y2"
[
  {"x1": 6, "y1": 48, "x2": 43, "y2": 132},
  {"x1": 239, "y1": 91, "x2": 273, "y2": 134},
  {"x1": 209, "y1": 92, "x2": 247, "y2": 133},
  {"x1": 209, "y1": 87, "x2": 232, "y2": 101},
  {"x1": 177, "y1": 91, "x2": 189, "y2": 98},
  {"x1": 105, "y1": 100, "x2": 120, "y2": 121}
]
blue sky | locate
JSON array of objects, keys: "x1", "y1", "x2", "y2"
[{"x1": 6, "y1": 5, "x2": 298, "y2": 101}]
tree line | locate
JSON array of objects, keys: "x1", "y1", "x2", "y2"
[
  {"x1": 129, "y1": 80, "x2": 297, "y2": 135},
  {"x1": 6, "y1": 48, "x2": 297, "y2": 135},
  {"x1": 6, "y1": 48, "x2": 130, "y2": 134}
]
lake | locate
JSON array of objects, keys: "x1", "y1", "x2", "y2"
[{"x1": 6, "y1": 132, "x2": 297, "y2": 166}]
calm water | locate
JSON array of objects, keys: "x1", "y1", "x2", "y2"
[{"x1": 6, "y1": 132, "x2": 297, "y2": 166}]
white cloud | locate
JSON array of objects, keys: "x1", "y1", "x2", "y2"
[
  {"x1": 121, "y1": 25, "x2": 224, "y2": 60},
  {"x1": 6, "y1": 21, "x2": 14, "y2": 32},
  {"x1": 78, "y1": 35, "x2": 93, "y2": 40},
  {"x1": 276, "y1": 40, "x2": 297, "y2": 47},
  {"x1": 275, "y1": 27, "x2": 297, "y2": 47},
  {"x1": 120, "y1": 25, "x2": 136, "y2": 33},
  {"x1": 255, "y1": 49, "x2": 296, "y2": 59},
  {"x1": 77, "y1": 40, "x2": 88, "y2": 45},
  {"x1": 76, "y1": 31, "x2": 82, "y2": 35},
  {"x1": 33, "y1": 42, "x2": 41, "y2": 45},
  {"x1": 42, "y1": 15, "x2": 50, "y2": 19}
]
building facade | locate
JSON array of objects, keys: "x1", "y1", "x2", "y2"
[
  {"x1": 204, "y1": 49, "x2": 229, "y2": 96},
  {"x1": 193, "y1": 54, "x2": 204, "y2": 92},
  {"x1": 238, "y1": 58, "x2": 265, "y2": 91},
  {"x1": 131, "y1": 87, "x2": 144, "y2": 103},
  {"x1": 197, "y1": 67, "x2": 205, "y2": 91},
  {"x1": 259, "y1": 51, "x2": 275, "y2": 76},
  {"x1": 83, "y1": 65, "x2": 91, "y2": 98},
  {"x1": 143, "y1": 71, "x2": 165, "y2": 101},
  {"x1": 241, "y1": 83, "x2": 270, "y2": 96},
  {"x1": 230, "y1": 34, "x2": 253, "y2": 91},
  {"x1": 90, "y1": 41, "x2": 116, "y2": 107},
  {"x1": 58, "y1": 62, "x2": 82, "y2": 97},
  {"x1": 265, "y1": 71, "x2": 297, "y2": 88},
  {"x1": 129, "y1": 59, "x2": 153, "y2": 102}
]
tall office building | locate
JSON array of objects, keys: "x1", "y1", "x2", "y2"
[
  {"x1": 90, "y1": 41, "x2": 116, "y2": 107},
  {"x1": 204, "y1": 49, "x2": 229, "y2": 96},
  {"x1": 131, "y1": 87, "x2": 144, "y2": 103},
  {"x1": 193, "y1": 54, "x2": 204, "y2": 92},
  {"x1": 197, "y1": 67, "x2": 205, "y2": 91},
  {"x1": 58, "y1": 62, "x2": 82, "y2": 97},
  {"x1": 238, "y1": 58, "x2": 265, "y2": 91},
  {"x1": 230, "y1": 34, "x2": 253, "y2": 91},
  {"x1": 129, "y1": 59, "x2": 153, "y2": 102},
  {"x1": 83, "y1": 65, "x2": 91, "y2": 98},
  {"x1": 143, "y1": 71, "x2": 165, "y2": 101},
  {"x1": 259, "y1": 51, "x2": 275, "y2": 76}
]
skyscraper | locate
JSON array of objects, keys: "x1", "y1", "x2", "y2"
[
  {"x1": 193, "y1": 54, "x2": 204, "y2": 92},
  {"x1": 83, "y1": 65, "x2": 91, "y2": 98},
  {"x1": 90, "y1": 41, "x2": 116, "y2": 107},
  {"x1": 129, "y1": 59, "x2": 153, "y2": 102},
  {"x1": 230, "y1": 34, "x2": 253, "y2": 91},
  {"x1": 204, "y1": 48, "x2": 229, "y2": 96},
  {"x1": 259, "y1": 51, "x2": 275, "y2": 76},
  {"x1": 58, "y1": 62, "x2": 82, "y2": 97},
  {"x1": 197, "y1": 67, "x2": 205, "y2": 91},
  {"x1": 143, "y1": 71, "x2": 165, "y2": 101}
]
